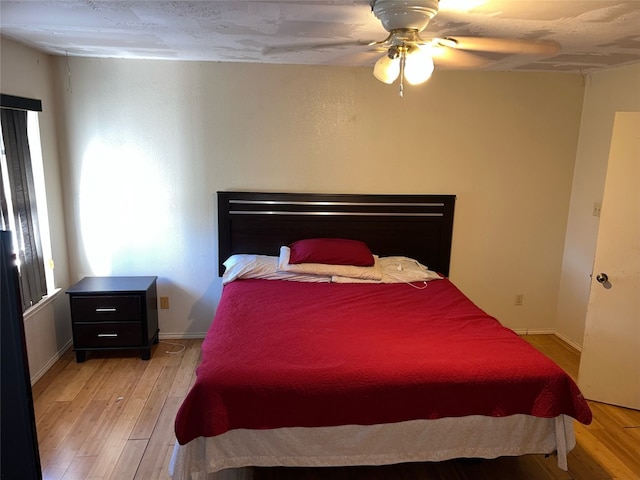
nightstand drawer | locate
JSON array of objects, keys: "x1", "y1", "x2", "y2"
[
  {"x1": 73, "y1": 323, "x2": 143, "y2": 348},
  {"x1": 71, "y1": 295, "x2": 142, "y2": 322}
]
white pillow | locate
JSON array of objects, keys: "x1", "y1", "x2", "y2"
[
  {"x1": 278, "y1": 246, "x2": 383, "y2": 281},
  {"x1": 222, "y1": 254, "x2": 331, "y2": 285},
  {"x1": 331, "y1": 256, "x2": 442, "y2": 284}
]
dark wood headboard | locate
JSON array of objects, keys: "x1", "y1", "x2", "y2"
[{"x1": 217, "y1": 191, "x2": 456, "y2": 277}]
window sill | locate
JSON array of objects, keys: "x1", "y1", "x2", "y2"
[{"x1": 23, "y1": 287, "x2": 62, "y2": 321}]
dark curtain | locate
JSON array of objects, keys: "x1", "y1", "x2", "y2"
[
  {"x1": 0, "y1": 156, "x2": 9, "y2": 229},
  {"x1": 0, "y1": 109, "x2": 47, "y2": 310}
]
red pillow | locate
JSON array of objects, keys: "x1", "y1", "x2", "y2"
[{"x1": 288, "y1": 238, "x2": 375, "y2": 266}]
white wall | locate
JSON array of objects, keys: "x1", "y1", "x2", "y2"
[
  {"x1": 0, "y1": 36, "x2": 72, "y2": 381},
  {"x1": 555, "y1": 63, "x2": 640, "y2": 348},
  {"x1": 3, "y1": 33, "x2": 638, "y2": 375},
  {"x1": 50, "y1": 56, "x2": 585, "y2": 337}
]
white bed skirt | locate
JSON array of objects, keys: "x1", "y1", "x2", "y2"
[{"x1": 170, "y1": 414, "x2": 575, "y2": 480}]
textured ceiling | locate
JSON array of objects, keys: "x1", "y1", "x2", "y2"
[{"x1": 1, "y1": 1, "x2": 639, "y2": 73}]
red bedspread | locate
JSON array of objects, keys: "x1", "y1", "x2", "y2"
[{"x1": 175, "y1": 279, "x2": 592, "y2": 445}]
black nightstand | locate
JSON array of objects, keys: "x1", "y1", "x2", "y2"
[{"x1": 66, "y1": 276, "x2": 159, "y2": 362}]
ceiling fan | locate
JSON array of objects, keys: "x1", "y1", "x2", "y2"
[{"x1": 264, "y1": 0, "x2": 560, "y2": 97}]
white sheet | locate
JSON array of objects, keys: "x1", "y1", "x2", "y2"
[{"x1": 169, "y1": 414, "x2": 575, "y2": 479}]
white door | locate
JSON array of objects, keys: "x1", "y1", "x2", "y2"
[{"x1": 578, "y1": 111, "x2": 640, "y2": 410}]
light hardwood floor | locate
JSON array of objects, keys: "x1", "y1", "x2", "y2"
[{"x1": 32, "y1": 335, "x2": 640, "y2": 480}]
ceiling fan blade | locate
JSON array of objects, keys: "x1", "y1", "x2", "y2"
[
  {"x1": 429, "y1": 45, "x2": 489, "y2": 68},
  {"x1": 439, "y1": 36, "x2": 560, "y2": 56},
  {"x1": 263, "y1": 39, "x2": 381, "y2": 56}
]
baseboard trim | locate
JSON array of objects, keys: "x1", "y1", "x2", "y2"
[
  {"x1": 517, "y1": 329, "x2": 583, "y2": 352},
  {"x1": 553, "y1": 330, "x2": 583, "y2": 352},
  {"x1": 30, "y1": 339, "x2": 73, "y2": 386},
  {"x1": 159, "y1": 332, "x2": 207, "y2": 340},
  {"x1": 515, "y1": 328, "x2": 555, "y2": 335}
]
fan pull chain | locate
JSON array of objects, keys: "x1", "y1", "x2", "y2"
[{"x1": 399, "y1": 50, "x2": 406, "y2": 98}]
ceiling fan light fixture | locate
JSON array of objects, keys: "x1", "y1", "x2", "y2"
[
  {"x1": 371, "y1": 0, "x2": 439, "y2": 33},
  {"x1": 374, "y1": 53, "x2": 400, "y2": 84},
  {"x1": 404, "y1": 47, "x2": 434, "y2": 85}
]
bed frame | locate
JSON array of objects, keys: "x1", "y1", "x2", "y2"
[
  {"x1": 171, "y1": 191, "x2": 579, "y2": 479},
  {"x1": 217, "y1": 191, "x2": 456, "y2": 276}
]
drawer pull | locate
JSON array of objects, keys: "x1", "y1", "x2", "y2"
[
  {"x1": 95, "y1": 307, "x2": 117, "y2": 312},
  {"x1": 97, "y1": 333, "x2": 118, "y2": 338}
]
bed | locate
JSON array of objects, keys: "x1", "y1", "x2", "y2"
[{"x1": 170, "y1": 191, "x2": 592, "y2": 480}]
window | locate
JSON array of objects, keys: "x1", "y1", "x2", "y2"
[{"x1": 1, "y1": 94, "x2": 53, "y2": 312}]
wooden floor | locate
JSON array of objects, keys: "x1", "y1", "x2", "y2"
[{"x1": 33, "y1": 335, "x2": 640, "y2": 480}]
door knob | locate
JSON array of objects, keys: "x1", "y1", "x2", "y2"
[{"x1": 596, "y1": 273, "x2": 608, "y2": 284}]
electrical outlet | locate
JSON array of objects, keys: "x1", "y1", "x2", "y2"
[
  {"x1": 593, "y1": 202, "x2": 602, "y2": 217},
  {"x1": 160, "y1": 296, "x2": 170, "y2": 309},
  {"x1": 514, "y1": 294, "x2": 524, "y2": 306}
]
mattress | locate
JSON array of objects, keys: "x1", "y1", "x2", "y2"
[
  {"x1": 172, "y1": 278, "x2": 591, "y2": 477},
  {"x1": 176, "y1": 279, "x2": 590, "y2": 437}
]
